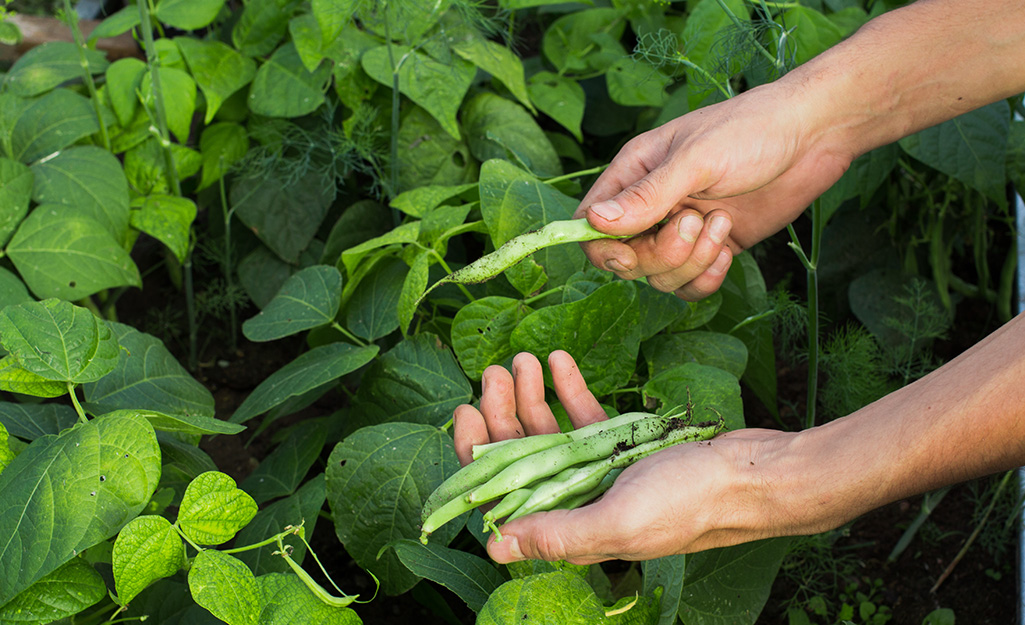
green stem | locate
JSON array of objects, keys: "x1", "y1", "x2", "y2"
[
  {"x1": 330, "y1": 322, "x2": 370, "y2": 347},
  {"x1": 68, "y1": 383, "x2": 87, "y2": 423},
  {"x1": 788, "y1": 199, "x2": 822, "y2": 430},
  {"x1": 220, "y1": 172, "x2": 238, "y2": 352},
  {"x1": 729, "y1": 309, "x2": 777, "y2": 335},
  {"x1": 523, "y1": 286, "x2": 564, "y2": 306},
  {"x1": 713, "y1": 0, "x2": 783, "y2": 71},
  {"x1": 221, "y1": 526, "x2": 298, "y2": 555},
  {"x1": 61, "y1": 0, "x2": 110, "y2": 151},
  {"x1": 543, "y1": 164, "x2": 609, "y2": 186},
  {"x1": 172, "y1": 521, "x2": 205, "y2": 554},
  {"x1": 427, "y1": 248, "x2": 476, "y2": 303}
]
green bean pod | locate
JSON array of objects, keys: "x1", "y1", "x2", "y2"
[
  {"x1": 504, "y1": 459, "x2": 613, "y2": 523},
  {"x1": 553, "y1": 469, "x2": 623, "y2": 512}
]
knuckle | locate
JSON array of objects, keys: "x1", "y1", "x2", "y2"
[{"x1": 647, "y1": 273, "x2": 680, "y2": 294}]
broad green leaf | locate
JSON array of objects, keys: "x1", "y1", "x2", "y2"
[
  {"x1": 19, "y1": 199, "x2": 113, "y2": 277},
  {"x1": 0, "y1": 268, "x2": 32, "y2": 314},
  {"x1": 112, "y1": 515, "x2": 185, "y2": 605},
  {"x1": 527, "y1": 72, "x2": 585, "y2": 142},
  {"x1": 477, "y1": 571, "x2": 608, "y2": 624},
  {"x1": 642, "y1": 554, "x2": 686, "y2": 625},
  {"x1": 130, "y1": 195, "x2": 197, "y2": 263},
  {"x1": 820, "y1": 144, "x2": 898, "y2": 224},
  {"x1": 312, "y1": 0, "x2": 357, "y2": 44},
  {"x1": 636, "y1": 285, "x2": 691, "y2": 341},
  {"x1": 362, "y1": 44, "x2": 476, "y2": 140},
  {"x1": 340, "y1": 221, "x2": 420, "y2": 275},
  {"x1": 390, "y1": 539, "x2": 506, "y2": 613},
  {"x1": 0, "y1": 557, "x2": 105, "y2": 624},
  {"x1": 0, "y1": 423, "x2": 11, "y2": 475},
  {"x1": 669, "y1": 292, "x2": 723, "y2": 332},
  {"x1": 241, "y1": 421, "x2": 326, "y2": 504},
  {"x1": 131, "y1": 410, "x2": 244, "y2": 436},
  {"x1": 31, "y1": 146, "x2": 131, "y2": 242},
  {"x1": 542, "y1": 8, "x2": 626, "y2": 75},
  {"x1": 478, "y1": 159, "x2": 585, "y2": 288},
  {"x1": 345, "y1": 256, "x2": 408, "y2": 341},
  {"x1": 782, "y1": 5, "x2": 845, "y2": 66},
  {"x1": 258, "y1": 572, "x2": 362, "y2": 624},
  {"x1": 87, "y1": 6, "x2": 141, "y2": 45},
  {"x1": 156, "y1": 0, "x2": 226, "y2": 30},
  {"x1": 242, "y1": 265, "x2": 342, "y2": 342},
  {"x1": 675, "y1": 539, "x2": 789, "y2": 624},
  {"x1": 451, "y1": 35, "x2": 534, "y2": 113},
  {"x1": 197, "y1": 122, "x2": 249, "y2": 190},
  {"x1": 706, "y1": 253, "x2": 777, "y2": 417},
  {"x1": 230, "y1": 342, "x2": 379, "y2": 424},
  {"x1": 141, "y1": 67, "x2": 196, "y2": 143},
  {"x1": 328, "y1": 27, "x2": 379, "y2": 108},
  {"x1": 189, "y1": 550, "x2": 261, "y2": 625},
  {"x1": 512, "y1": 281, "x2": 641, "y2": 397},
  {"x1": 389, "y1": 183, "x2": 477, "y2": 219},
  {"x1": 682, "y1": 0, "x2": 749, "y2": 107},
  {"x1": 0, "y1": 157, "x2": 32, "y2": 247},
  {"x1": 462, "y1": 92, "x2": 562, "y2": 179},
  {"x1": 398, "y1": 250, "x2": 430, "y2": 335},
  {"x1": 239, "y1": 243, "x2": 324, "y2": 309},
  {"x1": 644, "y1": 331, "x2": 748, "y2": 380},
  {"x1": 2, "y1": 42, "x2": 109, "y2": 97},
  {"x1": 452, "y1": 296, "x2": 532, "y2": 381},
  {"x1": 105, "y1": 58, "x2": 147, "y2": 127},
  {"x1": 395, "y1": 105, "x2": 476, "y2": 192},
  {"x1": 81, "y1": 322, "x2": 215, "y2": 419},
  {"x1": 606, "y1": 56, "x2": 671, "y2": 107},
  {"x1": 0, "y1": 412, "x2": 160, "y2": 605},
  {"x1": 356, "y1": 0, "x2": 450, "y2": 44},
  {"x1": 235, "y1": 475, "x2": 326, "y2": 575},
  {"x1": 642, "y1": 363, "x2": 745, "y2": 431},
  {"x1": 176, "y1": 38, "x2": 257, "y2": 124},
  {"x1": 0, "y1": 357, "x2": 67, "y2": 398},
  {"x1": 321, "y1": 200, "x2": 392, "y2": 266},
  {"x1": 10, "y1": 89, "x2": 100, "y2": 164},
  {"x1": 178, "y1": 471, "x2": 258, "y2": 546},
  {"x1": 0, "y1": 402, "x2": 77, "y2": 440},
  {"x1": 0, "y1": 298, "x2": 120, "y2": 384},
  {"x1": 232, "y1": 169, "x2": 336, "y2": 263},
  {"x1": 232, "y1": 0, "x2": 301, "y2": 57},
  {"x1": 326, "y1": 422, "x2": 462, "y2": 595},
  {"x1": 289, "y1": 13, "x2": 330, "y2": 72},
  {"x1": 352, "y1": 334, "x2": 472, "y2": 427},
  {"x1": 899, "y1": 101, "x2": 1010, "y2": 208},
  {"x1": 248, "y1": 43, "x2": 331, "y2": 118}
]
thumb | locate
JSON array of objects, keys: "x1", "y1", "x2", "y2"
[
  {"x1": 485, "y1": 509, "x2": 608, "y2": 566},
  {"x1": 586, "y1": 164, "x2": 693, "y2": 237}
]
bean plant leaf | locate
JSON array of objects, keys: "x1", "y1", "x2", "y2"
[
  {"x1": 782, "y1": 5, "x2": 845, "y2": 66},
  {"x1": 2, "y1": 42, "x2": 109, "y2": 97},
  {"x1": 197, "y1": 122, "x2": 249, "y2": 190},
  {"x1": 0, "y1": 423, "x2": 11, "y2": 475},
  {"x1": 352, "y1": 334, "x2": 472, "y2": 428},
  {"x1": 105, "y1": 58, "x2": 147, "y2": 126},
  {"x1": 176, "y1": 38, "x2": 257, "y2": 124},
  {"x1": 396, "y1": 106, "x2": 475, "y2": 192},
  {"x1": 156, "y1": 0, "x2": 226, "y2": 31},
  {"x1": 682, "y1": 0, "x2": 749, "y2": 107},
  {"x1": 0, "y1": 269, "x2": 32, "y2": 314},
  {"x1": 243, "y1": 265, "x2": 342, "y2": 342},
  {"x1": 452, "y1": 296, "x2": 532, "y2": 381},
  {"x1": 390, "y1": 539, "x2": 506, "y2": 613},
  {"x1": 130, "y1": 195, "x2": 197, "y2": 263},
  {"x1": 87, "y1": 6, "x2": 141, "y2": 44},
  {"x1": 606, "y1": 56, "x2": 670, "y2": 107},
  {"x1": 361, "y1": 44, "x2": 476, "y2": 140},
  {"x1": 258, "y1": 572, "x2": 362, "y2": 625},
  {"x1": 899, "y1": 100, "x2": 1010, "y2": 208},
  {"x1": 346, "y1": 256, "x2": 408, "y2": 341},
  {"x1": 31, "y1": 146, "x2": 131, "y2": 242},
  {"x1": 389, "y1": 183, "x2": 477, "y2": 219},
  {"x1": 462, "y1": 92, "x2": 562, "y2": 179},
  {"x1": 476, "y1": 570, "x2": 609, "y2": 624},
  {"x1": 542, "y1": 8, "x2": 626, "y2": 75},
  {"x1": 643, "y1": 332, "x2": 748, "y2": 380},
  {"x1": 340, "y1": 222, "x2": 420, "y2": 275},
  {"x1": 398, "y1": 250, "x2": 431, "y2": 335},
  {"x1": 240, "y1": 421, "x2": 326, "y2": 504},
  {"x1": 0, "y1": 158, "x2": 32, "y2": 246},
  {"x1": 0, "y1": 412, "x2": 161, "y2": 606},
  {"x1": 0, "y1": 298, "x2": 120, "y2": 384},
  {"x1": 177, "y1": 471, "x2": 258, "y2": 546},
  {"x1": 512, "y1": 281, "x2": 641, "y2": 397},
  {"x1": 0, "y1": 357, "x2": 67, "y2": 398},
  {"x1": 642, "y1": 363, "x2": 745, "y2": 431},
  {"x1": 0, "y1": 402, "x2": 77, "y2": 440},
  {"x1": 188, "y1": 550, "x2": 261, "y2": 625},
  {"x1": 129, "y1": 410, "x2": 244, "y2": 437},
  {"x1": 0, "y1": 557, "x2": 105, "y2": 624},
  {"x1": 235, "y1": 475, "x2": 325, "y2": 575},
  {"x1": 112, "y1": 515, "x2": 185, "y2": 605},
  {"x1": 451, "y1": 35, "x2": 534, "y2": 113},
  {"x1": 326, "y1": 422, "x2": 462, "y2": 595},
  {"x1": 312, "y1": 0, "x2": 357, "y2": 44},
  {"x1": 230, "y1": 342, "x2": 379, "y2": 424},
  {"x1": 9, "y1": 89, "x2": 100, "y2": 164},
  {"x1": 141, "y1": 67, "x2": 196, "y2": 144},
  {"x1": 248, "y1": 43, "x2": 331, "y2": 118},
  {"x1": 231, "y1": 0, "x2": 301, "y2": 57},
  {"x1": 82, "y1": 322, "x2": 215, "y2": 419},
  {"x1": 527, "y1": 72, "x2": 585, "y2": 142}
]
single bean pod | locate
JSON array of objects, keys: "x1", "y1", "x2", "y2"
[
  {"x1": 553, "y1": 469, "x2": 623, "y2": 512},
  {"x1": 480, "y1": 487, "x2": 535, "y2": 537}
]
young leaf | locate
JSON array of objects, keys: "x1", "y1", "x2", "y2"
[
  {"x1": 178, "y1": 471, "x2": 258, "y2": 546},
  {"x1": 112, "y1": 515, "x2": 186, "y2": 605},
  {"x1": 235, "y1": 474, "x2": 326, "y2": 575},
  {"x1": 0, "y1": 557, "x2": 105, "y2": 623},
  {"x1": 451, "y1": 296, "x2": 532, "y2": 381},
  {"x1": 390, "y1": 539, "x2": 506, "y2": 613},
  {"x1": 176, "y1": 38, "x2": 257, "y2": 124},
  {"x1": 242, "y1": 265, "x2": 342, "y2": 342},
  {"x1": 326, "y1": 422, "x2": 462, "y2": 595},
  {"x1": 105, "y1": 58, "x2": 147, "y2": 127},
  {"x1": 258, "y1": 572, "x2": 361, "y2": 625},
  {"x1": 2, "y1": 41, "x2": 109, "y2": 97},
  {"x1": 188, "y1": 550, "x2": 261, "y2": 625},
  {"x1": 9, "y1": 89, "x2": 101, "y2": 164},
  {"x1": 141, "y1": 67, "x2": 196, "y2": 144},
  {"x1": 229, "y1": 342, "x2": 379, "y2": 425},
  {"x1": 0, "y1": 412, "x2": 160, "y2": 606},
  {"x1": 130, "y1": 195, "x2": 197, "y2": 263},
  {"x1": 0, "y1": 299, "x2": 120, "y2": 384}
]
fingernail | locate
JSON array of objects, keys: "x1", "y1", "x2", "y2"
[
  {"x1": 591, "y1": 200, "x2": 624, "y2": 221},
  {"x1": 678, "y1": 214, "x2": 703, "y2": 242},
  {"x1": 710, "y1": 249, "x2": 732, "y2": 275},
  {"x1": 505, "y1": 536, "x2": 524, "y2": 561},
  {"x1": 709, "y1": 215, "x2": 730, "y2": 244},
  {"x1": 605, "y1": 258, "x2": 627, "y2": 273}
]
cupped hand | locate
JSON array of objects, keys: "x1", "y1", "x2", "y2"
[{"x1": 578, "y1": 82, "x2": 853, "y2": 300}]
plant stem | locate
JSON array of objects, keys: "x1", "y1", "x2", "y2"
[
  {"x1": 330, "y1": 322, "x2": 369, "y2": 347},
  {"x1": 61, "y1": 0, "x2": 110, "y2": 151},
  {"x1": 219, "y1": 172, "x2": 238, "y2": 353},
  {"x1": 788, "y1": 198, "x2": 822, "y2": 430},
  {"x1": 68, "y1": 383, "x2": 87, "y2": 423},
  {"x1": 172, "y1": 521, "x2": 206, "y2": 554},
  {"x1": 543, "y1": 164, "x2": 609, "y2": 186}
]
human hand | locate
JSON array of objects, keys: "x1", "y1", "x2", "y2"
[
  {"x1": 452, "y1": 351, "x2": 793, "y2": 564},
  {"x1": 578, "y1": 82, "x2": 853, "y2": 300}
]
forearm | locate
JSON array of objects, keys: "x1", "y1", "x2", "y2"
[
  {"x1": 782, "y1": 0, "x2": 1025, "y2": 159},
  {"x1": 760, "y1": 312, "x2": 1025, "y2": 537}
]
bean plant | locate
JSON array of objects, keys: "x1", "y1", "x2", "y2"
[{"x1": 0, "y1": 0, "x2": 1021, "y2": 622}]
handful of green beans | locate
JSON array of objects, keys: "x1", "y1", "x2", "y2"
[{"x1": 419, "y1": 407, "x2": 725, "y2": 544}]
